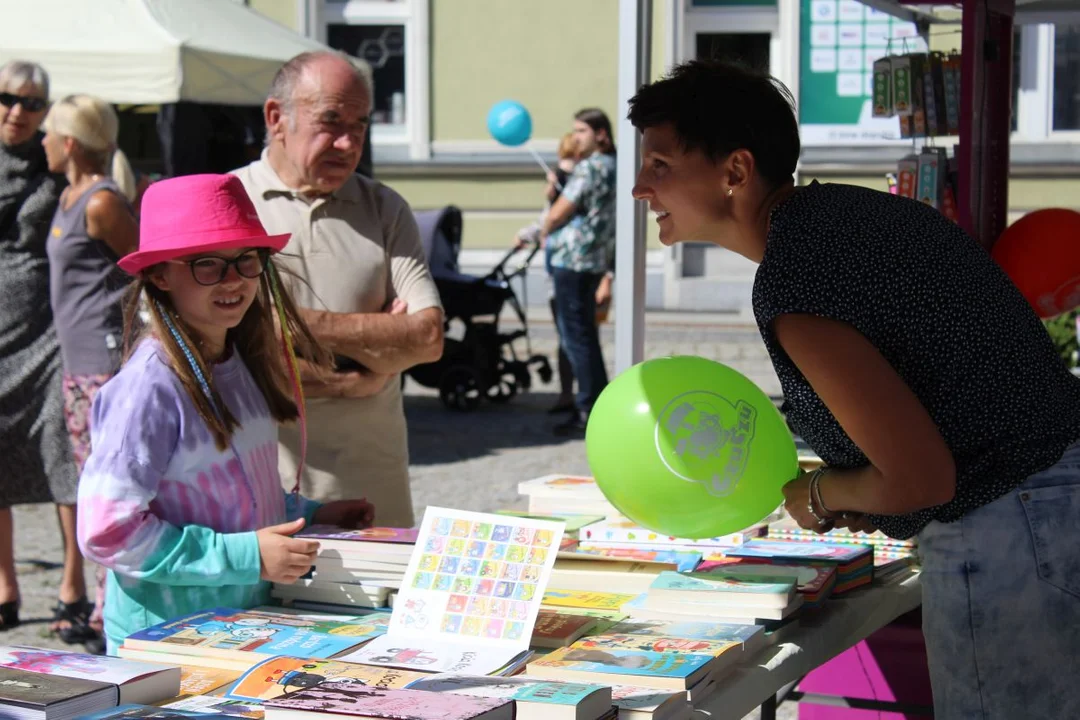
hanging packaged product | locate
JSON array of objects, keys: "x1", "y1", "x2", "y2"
[
  {"x1": 924, "y1": 53, "x2": 949, "y2": 137},
  {"x1": 916, "y1": 147, "x2": 947, "y2": 209},
  {"x1": 872, "y1": 56, "x2": 895, "y2": 117},
  {"x1": 909, "y1": 54, "x2": 929, "y2": 138},
  {"x1": 943, "y1": 53, "x2": 961, "y2": 136},
  {"x1": 940, "y1": 156, "x2": 959, "y2": 223},
  {"x1": 892, "y1": 55, "x2": 913, "y2": 116},
  {"x1": 897, "y1": 155, "x2": 919, "y2": 199}
]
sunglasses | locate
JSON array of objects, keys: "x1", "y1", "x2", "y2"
[
  {"x1": 0, "y1": 92, "x2": 47, "y2": 113},
  {"x1": 169, "y1": 249, "x2": 270, "y2": 286}
]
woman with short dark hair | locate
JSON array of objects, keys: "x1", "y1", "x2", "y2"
[{"x1": 628, "y1": 59, "x2": 1080, "y2": 717}]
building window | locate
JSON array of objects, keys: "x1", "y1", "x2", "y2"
[
  {"x1": 321, "y1": 0, "x2": 430, "y2": 159},
  {"x1": 1053, "y1": 24, "x2": 1080, "y2": 130},
  {"x1": 327, "y1": 23, "x2": 407, "y2": 127}
]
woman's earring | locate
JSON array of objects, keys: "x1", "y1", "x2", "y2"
[{"x1": 726, "y1": 188, "x2": 734, "y2": 197}]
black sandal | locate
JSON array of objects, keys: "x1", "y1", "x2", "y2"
[
  {"x1": 0, "y1": 601, "x2": 19, "y2": 630},
  {"x1": 52, "y1": 597, "x2": 100, "y2": 645}
]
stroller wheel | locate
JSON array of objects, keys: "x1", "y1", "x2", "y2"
[
  {"x1": 487, "y1": 377, "x2": 519, "y2": 404},
  {"x1": 439, "y1": 366, "x2": 482, "y2": 412}
]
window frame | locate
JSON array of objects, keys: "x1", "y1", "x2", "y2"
[{"x1": 319, "y1": 0, "x2": 431, "y2": 160}]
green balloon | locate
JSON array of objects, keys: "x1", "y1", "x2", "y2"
[{"x1": 585, "y1": 356, "x2": 798, "y2": 540}]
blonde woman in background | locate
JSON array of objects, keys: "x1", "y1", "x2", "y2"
[{"x1": 42, "y1": 94, "x2": 138, "y2": 652}]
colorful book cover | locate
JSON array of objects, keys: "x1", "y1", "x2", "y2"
[
  {"x1": 603, "y1": 619, "x2": 762, "y2": 645},
  {"x1": 264, "y1": 680, "x2": 513, "y2": 719},
  {"x1": 562, "y1": 547, "x2": 702, "y2": 573},
  {"x1": 338, "y1": 507, "x2": 564, "y2": 675},
  {"x1": 529, "y1": 646, "x2": 713, "y2": 680},
  {"x1": 158, "y1": 695, "x2": 263, "y2": 718},
  {"x1": 299, "y1": 526, "x2": 419, "y2": 544},
  {"x1": 726, "y1": 539, "x2": 873, "y2": 564},
  {"x1": 574, "y1": 633, "x2": 740, "y2": 657},
  {"x1": 407, "y1": 673, "x2": 609, "y2": 705},
  {"x1": 82, "y1": 704, "x2": 243, "y2": 719},
  {"x1": 0, "y1": 666, "x2": 114, "y2": 709},
  {"x1": 495, "y1": 511, "x2": 606, "y2": 534},
  {"x1": 696, "y1": 559, "x2": 834, "y2": 597},
  {"x1": 541, "y1": 590, "x2": 639, "y2": 611},
  {"x1": 125, "y1": 608, "x2": 375, "y2": 659},
  {"x1": 649, "y1": 571, "x2": 795, "y2": 596},
  {"x1": 177, "y1": 666, "x2": 242, "y2": 696},
  {"x1": 531, "y1": 612, "x2": 597, "y2": 646},
  {"x1": 609, "y1": 684, "x2": 687, "y2": 713},
  {"x1": 225, "y1": 656, "x2": 424, "y2": 703},
  {"x1": 579, "y1": 518, "x2": 765, "y2": 547},
  {"x1": 0, "y1": 645, "x2": 177, "y2": 687},
  {"x1": 517, "y1": 475, "x2": 604, "y2": 499}
]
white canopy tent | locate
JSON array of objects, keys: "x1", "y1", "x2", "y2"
[{"x1": 0, "y1": 0, "x2": 329, "y2": 106}]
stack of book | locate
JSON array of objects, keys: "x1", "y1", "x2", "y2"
[
  {"x1": 720, "y1": 539, "x2": 875, "y2": 594},
  {"x1": 0, "y1": 646, "x2": 182, "y2": 720},
  {"x1": 577, "y1": 518, "x2": 767, "y2": 554},
  {"x1": 271, "y1": 526, "x2": 419, "y2": 610},
  {"x1": 115, "y1": 607, "x2": 388, "y2": 672},
  {"x1": 620, "y1": 571, "x2": 804, "y2": 627},
  {"x1": 517, "y1": 475, "x2": 619, "y2": 519},
  {"x1": 497, "y1": 511, "x2": 606, "y2": 553},
  {"x1": 694, "y1": 558, "x2": 838, "y2": 608}
]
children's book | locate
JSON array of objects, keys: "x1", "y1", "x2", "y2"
[
  {"x1": 559, "y1": 548, "x2": 702, "y2": 573},
  {"x1": 531, "y1": 612, "x2": 598, "y2": 649},
  {"x1": 695, "y1": 558, "x2": 837, "y2": 606},
  {"x1": 298, "y1": 527, "x2": 419, "y2": 557},
  {"x1": 0, "y1": 645, "x2": 181, "y2": 706},
  {"x1": 541, "y1": 590, "x2": 639, "y2": 612},
  {"x1": 123, "y1": 608, "x2": 376, "y2": 663},
  {"x1": 495, "y1": 511, "x2": 606, "y2": 534},
  {"x1": 157, "y1": 694, "x2": 263, "y2": 718},
  {"x1": 177, "y1": 666, "x2": 243, "y2": 697},
  {"x1": 602, "y1": 619, "x2": 765, "y2": 648},
  {"x1": 525, "y1": 645, "x2": 716, "y2": 691},
  {"x1": 579, "y1": 518, "x2": 766, "y2": 549},
  {"x1": 224, "y1": 655, "x2": 425, "y2": 703},
  {"x1": 608, "y1": 684, "x2": 689, "y2": 720},
  {"x1": 339, "y1": 507, "x2": 564, "y2": 675},
  {"x1": 81, "y1": 704, "x2": 244, "y2": 719},
  {"x1": 0, "y1": 666, "x2": 117, "y2": 718},
  {"x1": 550, "y1": 559, "x2": 675, "y2": 595},
  {"x1": 621, "y1": 594, "x2": 803, "y2": 624},
  {"x1": 263, "y1": 680, "x2": 514, "y2": 720},
  {"x1": 407, "y1": 673, "x2": 612, "y2": 720},
  {"x1": 572, "y1": 634, "x2": 742, "y2": 659},
  {"x1": 646, "y1": 571, "x2": 796, "y2": 608},
  {"x1": 725, "y1": 539, "x2": 872, "y2": 564}
]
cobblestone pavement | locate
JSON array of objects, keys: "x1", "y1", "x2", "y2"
[{"x1": 8, "y1": 314, "x2": 793, "y2": 718}]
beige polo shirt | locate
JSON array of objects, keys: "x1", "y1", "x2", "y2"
[{"x1": 233, "y1": 152, "x2": 442, "y2": 526}]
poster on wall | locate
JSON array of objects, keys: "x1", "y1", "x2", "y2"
[{"x1": 799, "y1": 0, "x2": 927, "y2": 145}]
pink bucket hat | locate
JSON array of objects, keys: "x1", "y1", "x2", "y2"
[{"x1": 118, "y1": 174, "x2": 291, "y2": 275}]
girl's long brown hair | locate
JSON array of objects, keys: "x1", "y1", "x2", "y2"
[{"x1": 122, "y1": 259, "x2": 333, "y2": 452}]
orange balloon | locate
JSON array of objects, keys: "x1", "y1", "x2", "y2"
[{"x1": 991, "y1": 208, "x2": 1080, "y2": 318}]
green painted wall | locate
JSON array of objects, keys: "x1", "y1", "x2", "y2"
[
  {"x1": 431, "y1": 0, "x2": 620, "y2": 143},
  {"x1": 250, "y1": 0, "x2": 297, "y2": 30}
]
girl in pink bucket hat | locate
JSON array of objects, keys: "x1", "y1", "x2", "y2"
[{"x1": 75, "y1": 174, "x2": 375, "y2": 654}]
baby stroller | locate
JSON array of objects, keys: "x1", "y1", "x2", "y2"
[{"x1": 407, "y1": 205, "x2": 552, "y2": 411}]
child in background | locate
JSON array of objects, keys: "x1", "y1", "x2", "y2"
[
  {"x1": 514, "y1": 133, "x2": 581, "y2": 413},
  {"x1": 77, "y1": 174, "x2": 374, "y2": 654}
]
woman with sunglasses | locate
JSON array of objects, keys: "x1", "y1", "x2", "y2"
[
  {"x1": 77, "y1": 174, "x2": 375, "y2": 654},
  {"x1": 0, "y1": 61, "x2": 80, "y2": 633},
  {"x1": 40, "y1": 94, "x2": 140, "y2": 652}
]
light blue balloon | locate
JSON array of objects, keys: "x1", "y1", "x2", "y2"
[{"x1": 487, "y1": 100, "x2": 532, "y2": 147}]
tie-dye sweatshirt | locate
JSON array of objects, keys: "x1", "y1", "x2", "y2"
[{"x1": 77, "y1": 339, "x2": 320, "y2": 653}]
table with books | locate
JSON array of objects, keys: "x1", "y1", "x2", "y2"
[{"x1": 0, "y1": 475, "x2": 924, "y2": 720}]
